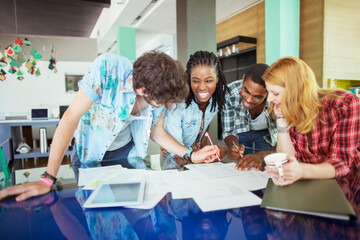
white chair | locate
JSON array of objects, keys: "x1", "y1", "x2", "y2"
[{"x1": 147, "y1": 139, "x2": 161, "y2": 170}]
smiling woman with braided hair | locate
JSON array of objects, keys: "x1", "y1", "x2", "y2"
[{"x1": 159, "y1": 50, "x2": 229, "y2": 169}]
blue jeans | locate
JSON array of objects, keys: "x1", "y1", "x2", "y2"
[
  {"x1": 237, "y1": 129, "x2": 272, "y2": 155},
  {"x1": 71, "y1": 140, "x2": 134, "y2": 181}
]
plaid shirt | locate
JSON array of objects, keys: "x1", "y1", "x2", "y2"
[
  {"x1": 290, "y1": 90, "x2": 360, "y2": 208},
  {"x1": 221, "y1": 80, "x2": 277, "y2": 146}
]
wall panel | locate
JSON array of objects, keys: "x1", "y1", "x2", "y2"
[
  {"x1": 300, "y1": 0, "x2": 324, "y2": 87},
  {"x1": 216, "y1": 1, "x2": 265, "y2": 63}
]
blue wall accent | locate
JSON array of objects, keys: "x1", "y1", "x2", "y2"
[
  {"x1": 117, "y1": 27, "x2": 136, "y2": 60},
  {"x1": 265, "y1": 0, "x2": 300, "y2": 65}
]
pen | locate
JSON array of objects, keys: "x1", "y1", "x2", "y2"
[
  {"x1": 232, "y1": 140, "x2": 244, "y2": 158},
  {"x1": 205, "y1": 131, "x2": 221, "y2": 162}
]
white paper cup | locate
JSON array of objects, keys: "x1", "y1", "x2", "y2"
[{"x1": 264, "y1": 153, "x2": 288, "y2": 184}]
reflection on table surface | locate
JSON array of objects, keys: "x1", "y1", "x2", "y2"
[{"x1": 0, "y1": 160, "x2": 359, "y2": 240}]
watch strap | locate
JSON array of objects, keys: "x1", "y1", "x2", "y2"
[
  {"x1": 41, "y1": 171, "x2": 57, "y2": 184},
  {"x1": 183, "y1": 147, "x2": 193, "y2": 162}
]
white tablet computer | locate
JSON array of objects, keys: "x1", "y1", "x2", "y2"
[{"x1": 83, "y1": 180, "x2": 145, "y2": 208}]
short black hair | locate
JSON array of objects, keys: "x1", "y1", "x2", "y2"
[
  {"x1": 244, "y1": 63, "x2": 269, "y2": 88},
  {"x1": 185, "y1": 51, "x2": 229, "y2": 112}
]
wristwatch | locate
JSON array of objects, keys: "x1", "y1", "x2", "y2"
[{"x1": 183, "y1": 147, "x2": 193, "y2": 162}]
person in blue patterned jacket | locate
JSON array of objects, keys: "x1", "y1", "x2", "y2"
[{"x1": 0, "y1": 51, "x2": 219, "y2": 202}]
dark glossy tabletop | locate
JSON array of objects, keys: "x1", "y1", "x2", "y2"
[{"x1": 0, "y1": 162, "x2": 359, "y2": 240}]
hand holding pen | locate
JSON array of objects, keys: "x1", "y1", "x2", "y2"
[
  {"x1": 232, "y1": 142, "x2": 265, "y2": 171},
  {"x1": 232, "y1": 140, "x2": 244, "y2": 158},
  {"x1": 205, "y1": 132, "x2": 221, "y2": 162}
]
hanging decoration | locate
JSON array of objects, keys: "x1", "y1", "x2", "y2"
[
  {"x1": 48, "y1": 45, "x2": 57, "y2": 73},
  {"x1": 0, "y1": 37, "x2": 56, "y2": 81},
  {"x1": 0, "y1": 69, "x2": 6, "y2": 81}
]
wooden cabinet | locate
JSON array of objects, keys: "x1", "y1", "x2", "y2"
[{"x1": 217, "y1": 35, "x2": 257, "y2": 84}]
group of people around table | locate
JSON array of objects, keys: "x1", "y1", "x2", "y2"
[{"x1": 0, "y1": 50, "x2": 358, "y2": 213}]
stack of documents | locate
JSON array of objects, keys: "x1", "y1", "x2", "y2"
[{"x1": 78, "y1": 162, "x2": 271, "y2": 211}]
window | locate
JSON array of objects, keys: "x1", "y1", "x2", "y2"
[{"x1": 65, "y1": 74, "x2": 83, "y2": 92}]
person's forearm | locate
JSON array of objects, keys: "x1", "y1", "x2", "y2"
[
  {"x1": 276, "y1": 132, "x2": 295, "y2": 156},
  {"x1": 46, "y1": 89, "x2": 92, "y2": 178},
  {"x1": 151, "y1": 120, "x2": 188, "y2": 157},
  {"x1": 46, "y1": 113, "x2": 80, "y2": 177},
  {"x1": 300, "y1": 162, "x2": 336, "y2": 179},
  {"x1": 152, "y1": 131, "x2": 188, "y2": 157},
  {"x1": 276, "y1": 118, "x2": 295, "y2": 156}
]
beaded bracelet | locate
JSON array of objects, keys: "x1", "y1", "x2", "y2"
[{"x1": 40, "y1": 177, "x2": 54, "y2": 187}]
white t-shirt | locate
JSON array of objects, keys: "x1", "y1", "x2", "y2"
[
  {"x1": 250, "y1": 111, "x2": 268, "y2": 131},
  {"x1": 107, "y1": 109, "x2": 148, "y2": 151}
]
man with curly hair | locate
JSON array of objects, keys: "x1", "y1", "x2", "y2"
[{"x1": 0, "y1": 51, "x2": 219, "y2": 202}]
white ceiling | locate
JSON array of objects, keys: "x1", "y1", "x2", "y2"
[{"x1": 92, "y1": 0, "x2": 262, "y2": 53}]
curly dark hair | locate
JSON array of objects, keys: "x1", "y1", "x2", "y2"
[
  {"x1": 133, "y1": 51, "x2": 189, "y2": 105},
  {"x1": 185, "y1": 51, "x2": 229, "y2": 112}
]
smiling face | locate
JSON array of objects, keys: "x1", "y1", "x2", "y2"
[
  {"x1": 240, "y1": 78, "x2": 268, "y2": 110},
  {"x1": 265, "y1": 82, "x2": 285, "y2": 113},
  {"x1": 190, "y1": 65, "x2": 218, "y2": 104}
]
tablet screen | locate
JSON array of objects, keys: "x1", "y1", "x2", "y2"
[{"x1": 83, "y1": 181, "x2": 145, "y2": 208}]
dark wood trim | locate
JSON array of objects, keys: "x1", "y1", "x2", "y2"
[{"x1": 217, "y1": 36, "x2": 257, "y2": 49}]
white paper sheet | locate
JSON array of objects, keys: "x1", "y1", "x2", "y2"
[
  {"x1": 185, "y1": 162, "x2": 242, "y2": 179},
  {"x1": 185, "y1": 162, "x2": 270, "y2": 191},
  {"x1": 82, "y1": 168, "x2": 146, "y2": 190},
  {"x1": 144, "y1": 169, "x2": 179, "y2": 192},
  {"x1": 78, "y1": 165, "x2": 123, "y2": 187},
  {"x1": 192, "y1": 180, "x2": 262, "y2": 212},
  {"x1": 166, "y1": 170, "x2": 206, "y2": 199}
]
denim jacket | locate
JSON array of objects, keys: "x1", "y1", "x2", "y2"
[
  {"x1": 164, "y1": 98, "x2": 218, "y2": 150},
  {"x1": 74, "y1": 52, "x2": 164, "y2": 168}
]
